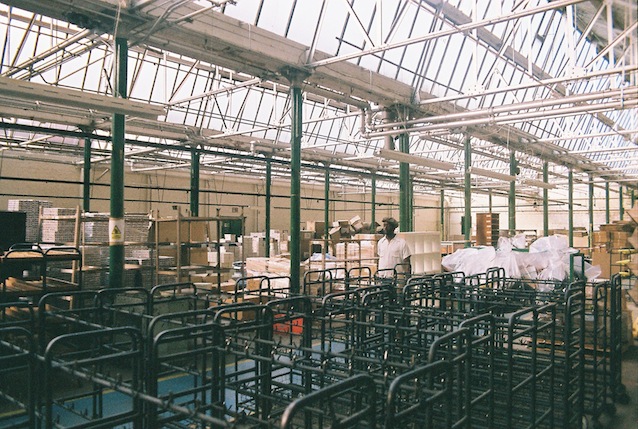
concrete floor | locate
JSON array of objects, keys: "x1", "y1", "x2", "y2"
[{"x1": 598, "y1": 345, "x2": 638, "y2": 429}]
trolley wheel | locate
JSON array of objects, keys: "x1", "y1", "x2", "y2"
[{"x1": 603, "y1": 402, "x2": 616, "y2": 416}]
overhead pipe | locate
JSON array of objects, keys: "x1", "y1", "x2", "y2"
[
  {"x1": 367, "y1": 98, "x2": 638, "y2": 138},
  {"x1": 368, "y1": 87, "x2": 638, "y2": 131},
  {"x1": 416, "y1": 65, "x2": 637, "y2": 108}
]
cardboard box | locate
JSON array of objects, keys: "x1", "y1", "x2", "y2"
[
  {"x1": 591, "y1": 248, "x2": 622, "y2": 279},
  {"x1": 329, "y1": 226, "x2": 341, "y2": 240},
  {"x1": 305, "y1": 221, "x2": 325, "y2": 238},
  {"x1": 208, "y1": 251, "x2": 233, "y2": 268},
  {"x1": 349, "y1": 215, "x2": 364, "y2": 232},
  {"x1": 154, "y1": 221, "x2": 188, "y2": 243},
  {"x1": 190, "y1": 221, "x2": 207, "y2": 241},
  {"x1": 611, "y1": 231, "x2": 631, "y2": 249},
  {"x1": 600, "y1": 221, "x2": 635, "y2": 233},
  {"x1": 189, "y1": 247, "x2": 208, "y2": 265},
  {"x1": 592, "y1": 231, "x2": 610, "y2": 246}
]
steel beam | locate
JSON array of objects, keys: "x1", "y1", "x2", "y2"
[
  {"x1": 190, "y1": 147, "x2": 200, "y2": 216},
  {"x1": 568, "y1": 170, "x2": 574, "y2": 247},
  {"x1": 289, "y1": 80, "x2": 303, "y2": 294},
  {"x1": 83, "y1": 137, "x2": 91, "y2": 212},
  {"x1": 265, "y1": 156, "x2": 272, "y2": 257},
  {"x1": 464, "y1": 136, "x2": 472, "y2": 247},
  {"x1": 543, "y1": 162, "x2": 549, "y2": 236},
  {"x1": 509, "y1": 151, "x2": 516, "y2": 233},
  {"x1": 324, "y1": 164, "x2": 330, "y2": 239},
  {"x1": 399, "y1": 133, "x2": 411, "y2": 232},
  {"x1": 589, "y1": 174, "x2": 594, "y2": 247},
  {"x1": 109, "y1": 37, "x2": 127, "y2": 289},
  {"x1": 606, "y1": 182, "x2": 610, "y2": 223}
]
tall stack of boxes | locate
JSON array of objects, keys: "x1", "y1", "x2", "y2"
[
  {"x1": 591, "y1": 220, "x2": 636, "y2": 279},
  {"x1": 7, "y1": 199, "x2": 52, "y2": 242},
  {"x1": 591, "y1": 208, "x2": 638, "y2": 349}
]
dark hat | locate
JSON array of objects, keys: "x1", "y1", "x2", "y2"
[{"x1": 382, "y1": 217, "x2": 399, "y2": 228}]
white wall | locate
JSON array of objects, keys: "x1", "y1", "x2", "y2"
[
  {"x1": 0, "y1": 151, "x2": 441, "y2": 235},
  {"x1": 446, "y1": 184, "x2": 626, "y2": 240},
  {"x1": 3, "y1": 150, "x2": 630, "y2": 240}
]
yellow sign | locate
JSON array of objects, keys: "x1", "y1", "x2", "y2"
[
  {"x1": 109, "y1": 218, "x2": 125, "y2": 245},
  {"x1": 111, "y1": 225, "x2": 122, "y2": 241}
]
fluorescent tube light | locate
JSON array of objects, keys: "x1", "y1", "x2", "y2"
[
  {"x1": 521, "y1": 178, "x2": 556, "y2": 189},
  {"x1": 469, "y1": 167, "x2": 516, "y2": 182},
  {"x1": 376, "y1": 148, "x2": 455, "y2": 171},
  {"x1": 0, "y1": 76, "x2": 165, "y2": 119}
]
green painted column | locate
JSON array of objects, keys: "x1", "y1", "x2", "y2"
[
  {"x1": 632, "y1": 189, "x2": 636, "y2": 207},
  {"x1": 464, "y1": 136, "x2": 472, "y2": 247},
  {"x1": 409, "y1": 175, "x2": 414, "y2": 231},
  {"x1": 265, "y1": 156, "x2": 272, "y2": 257},
  {"x1": 83, "y1": 137, "x2": 92, "y2": 212},
  {"x1": 370, "y1": 172, "x2": 376, "y2": 231},
  {"x1": 190, "y1": 147, "x2": 200, "y2": 216},
  {"x1": 399, "y1": 133, "x2": 411, "y2": 232},
  {"x1": 605, "y1": 182, "x2": 610, "y2": 223},
  {"x1": 488, "y1": 189, "x2": 493, "y2": 212},
  {"x1": 109, "y1": 37, "x2": 127, "y2": 289},
  {"x1": 324, "y1": 164, "x2": 330, "y2": 239},
  {"x1": 440, "y1": 189, "x2": 445, "y2": 240},
  {"x1": 289, "y1": 83, "x2": 303, "y2": 294},
  {"x1": 568, "y1": 170, "x2": 574, "y2": 247},
  {"x1": 588, "y1": 174, "x2": 594, "y2": 248},
  {"x1": 618, "y1": 185, "x2": 625, "y2": 220},
  {"x1": 509, "y1": 151, "x2": 516, "y2": 234},
  {"x1": 543, "y1": 162, "x2": 549, "y2": 236}
]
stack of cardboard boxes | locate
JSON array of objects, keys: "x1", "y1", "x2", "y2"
[
  {"x1": 591, "y1": 207, "x2": 638, "y2": 348},
  {"x1": 591, "y1": 215, "x2": 638, "y2": 279}
]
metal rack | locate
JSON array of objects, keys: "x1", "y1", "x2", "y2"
[{"x1": 0, "y1": 268, "x2": 630, "y2": 429}]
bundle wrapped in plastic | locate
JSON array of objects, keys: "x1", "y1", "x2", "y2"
[
  {"x1": 493, "y1": 237, "x2": 520, "y2": 278},
  {"x1": 441, "y1": 246, "x2": 496, "y2": 276},
  {"x1": 442, "y1": 234, "x2": 602, "y2": 285}
]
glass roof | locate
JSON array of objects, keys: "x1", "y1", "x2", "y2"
[{"x1": 0, "y1": 0, "x2": 636, "y2": 198}]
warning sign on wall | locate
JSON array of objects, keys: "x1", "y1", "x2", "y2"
[{"x1": 109, "y1": 218, "x2": 125, "y2": 245}]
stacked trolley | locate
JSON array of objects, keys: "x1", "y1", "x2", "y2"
[{"x1": 0, "y1": 267, "x2": 630, "y2": 428}]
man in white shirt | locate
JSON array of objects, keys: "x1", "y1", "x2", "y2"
[{"x1": 377, "y1": 217, "x2": 411, "y2": 277}]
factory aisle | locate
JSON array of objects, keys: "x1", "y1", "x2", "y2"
[{"x1": 601, "y1": 345, "x2": 637, "y2": 429}]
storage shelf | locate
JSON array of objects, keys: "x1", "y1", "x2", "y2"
[{"x1": 397, "y1": 231, "x2": 441, "y2": 275}]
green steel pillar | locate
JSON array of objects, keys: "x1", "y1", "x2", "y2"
[
  {"x1": 109, "y1": 37, "x2": 127, "y2": 289},
  {"x1": 605, "y1": 182, "x2": 610, "y2": 223},
  {"x1": 488, "y1": 189, "x2": 493, "y2": 213},
  {"x1": 265, "y1": 156, "x2": 272, "y2": 257},
  {"x1": 190, "y1": 147, "x2": 200, "y2": 216},
  {"x1": 464, "y1": 136, "x2": 472, "y2": 247},
  {"x1": 83, "y1": 137, "x2": 92, "y2": 212},
  {"x1": 543, "y1": 162, "x2": 549, "y2": 236},
  {"x1": 618, "y1": 185, "x2": 625, "y2": 220},
  {"x1": 409, "y1": 175, "x2": 414, "y2": 231},
  {"x1": 399, "y1": 133, "x2": 411, "y2": 232},
  {"x1": 632, "y1": 189, "x2": 635, "y2": 207},
  {"x1": 509, "y1": 151, "x2": 516, "y2": 234},
  {"x1": 588, "y1": 174, "x2": 594, "y2": 248},
  {"x1": 440, "y1": 189, "x2": 445, "y2": 240},
  {"x1": 371, "y1": 172, "x2": 376, "y2": 231},
  {"x1": 324, "y1": 163, "x2": 330, "y2": 239},
  {"x1": 568, "y1": 170, "x2": 574, "y2": 247},
  {"x1": 289, "y1": 82, "x2": 303, "y2": 294}
]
